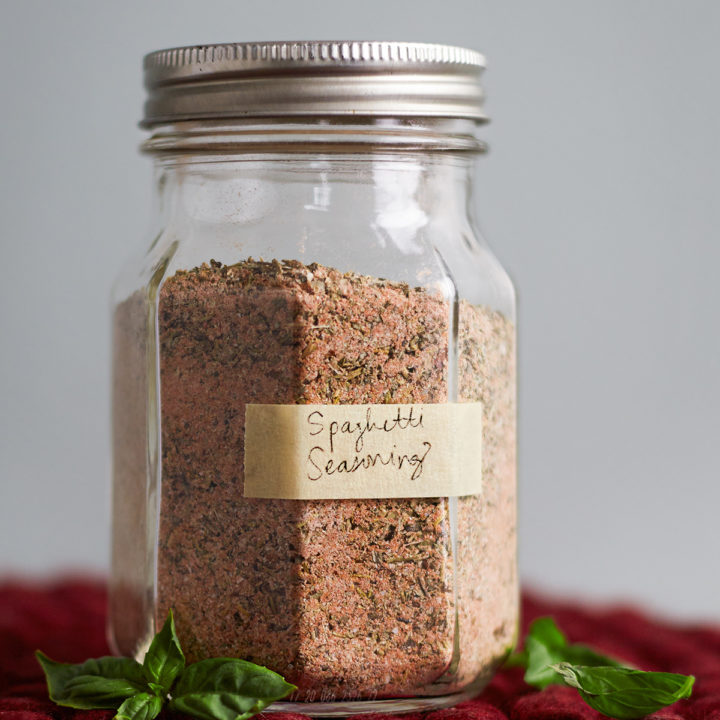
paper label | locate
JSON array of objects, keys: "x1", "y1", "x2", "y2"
[{"x1": 243, "y1": 403, "x2": 482, "y2": 499}]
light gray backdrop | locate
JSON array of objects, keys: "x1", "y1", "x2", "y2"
[{"x1": 1, "y1": 0, "x2": 718, "y2": 619}]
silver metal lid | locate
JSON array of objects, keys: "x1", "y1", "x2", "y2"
[{"x1": 142, "y1": 41, "x2": 487, "y2": 127}]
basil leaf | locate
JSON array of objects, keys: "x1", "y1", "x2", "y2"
[
  {"x1": 35, "y1": 651, "x2": 147, "y2": 709},
  {"x1": 115, "y1": 693, "x2": 164, "y2": 720},
  {"x1": 562, "y1": 644, "x2": 625, "y2": 669},
  {"x1": 169, "y1": 658, "x2": 297, "y2": 720},
  {"x1": 520, "y1": 617, "x2": 623, "y2": 689},
  {"x1": 527, "y1": 616, "x2": 568, "y2": 648},
  {"x1": 142, "y1": 610, "x2": 185, "y2": 693},
  {"x1": 552, "y1": 663, "x2": 695, "y2": 719},
  {"x1": 522, "y1": 617, "x2": 569, "y2": 689}
]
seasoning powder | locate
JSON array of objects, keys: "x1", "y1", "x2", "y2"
[{"x1": 113, "y1": 258, "x2": 517, "y2": 700}]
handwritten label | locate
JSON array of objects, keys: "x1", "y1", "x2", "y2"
[{"x1": 243, "y1": 403, "x2": 483, "y2": 499}]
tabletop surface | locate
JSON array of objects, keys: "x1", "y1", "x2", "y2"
[{"x1": 1, "y1": 578, "x2": 719, "y2": 720}]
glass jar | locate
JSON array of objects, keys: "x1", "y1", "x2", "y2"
[{"x1": 110, "y1": 41, "x2": 517, "y2": 716}]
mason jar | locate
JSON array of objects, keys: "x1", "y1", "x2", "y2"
[{"x1": 110, "y1": 40, "x2": 517, "y2": 716}]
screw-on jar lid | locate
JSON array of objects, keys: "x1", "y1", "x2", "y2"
[{"x1": 141, "y1": 41, "x2": 487, "y2": 127}]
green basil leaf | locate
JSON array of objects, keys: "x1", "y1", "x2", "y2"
[
  {"x1": 523, "y1": 617, "x2": 575, "y2": 689},
  {"x1": 562, "y1": 644, "x2": 625, "y2": 669},
  {"x1": 36, "y1": 651, "x2": 147, "y2": 709},
  {"x1": 521, "y1": 617, "x2": 624, "y2": 689},
  {"x1": 115, "y1": 693, "x2": 164, "y2": 720},
  {"x1": 169, "y1": 658, "x2": 297, "y2": 720},
  {"x1": 552, "y1": 662, "x2": 695, "y2": 719},
  {"x1": 142, "y1": 610, "x2": 185, "y2": 693},
  {"x1": 503, "y1": 649, "x2": 528, "y2": 668},
  {"x1": 527, "y1": 616, "x2": 568, "y2": 649}
]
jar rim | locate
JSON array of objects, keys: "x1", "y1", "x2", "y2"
[{"x1": 141, "y1": 118, "x2": 487, "y2": 156}]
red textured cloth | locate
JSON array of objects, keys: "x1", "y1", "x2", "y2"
[{"x1": 2, "y1": 579, "x2": 719, "y2": 720}]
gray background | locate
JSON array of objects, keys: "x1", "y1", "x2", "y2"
[{"x1": 1, "y1": 0, "x2": 718, "y2": 619}]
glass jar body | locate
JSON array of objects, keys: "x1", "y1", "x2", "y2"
[{"x1": 110, "y1": 121, "x2": 517, "y2": 715}]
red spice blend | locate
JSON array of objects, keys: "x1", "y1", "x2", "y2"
[{"x1": 111, "y1": 258, "x2": 516, "y2": 700}]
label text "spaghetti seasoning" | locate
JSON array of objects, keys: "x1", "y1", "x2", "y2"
[{"x1": 306, "y1": 406, "x2": 431, "y2": 482}]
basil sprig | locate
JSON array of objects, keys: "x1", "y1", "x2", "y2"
[
  {"x1": 36, "y1": 611, "x2": 296, "y2": 720},
  {"x1": 552, "y1": 662, "x2": 695, "y2": 720},
  {"x1": 510, "y1": 616, "x2": 695, "y2": 719},
  {"x1": 506, "y1": 616, "x2": 624, "y2": 690},
  {"x1": 169, "y1": 658, "x2": 298, "y2": 720}
]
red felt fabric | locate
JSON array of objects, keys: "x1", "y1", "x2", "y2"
[{"x1": 1, "y1": 578, "x2": 718, "y2": 720}]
